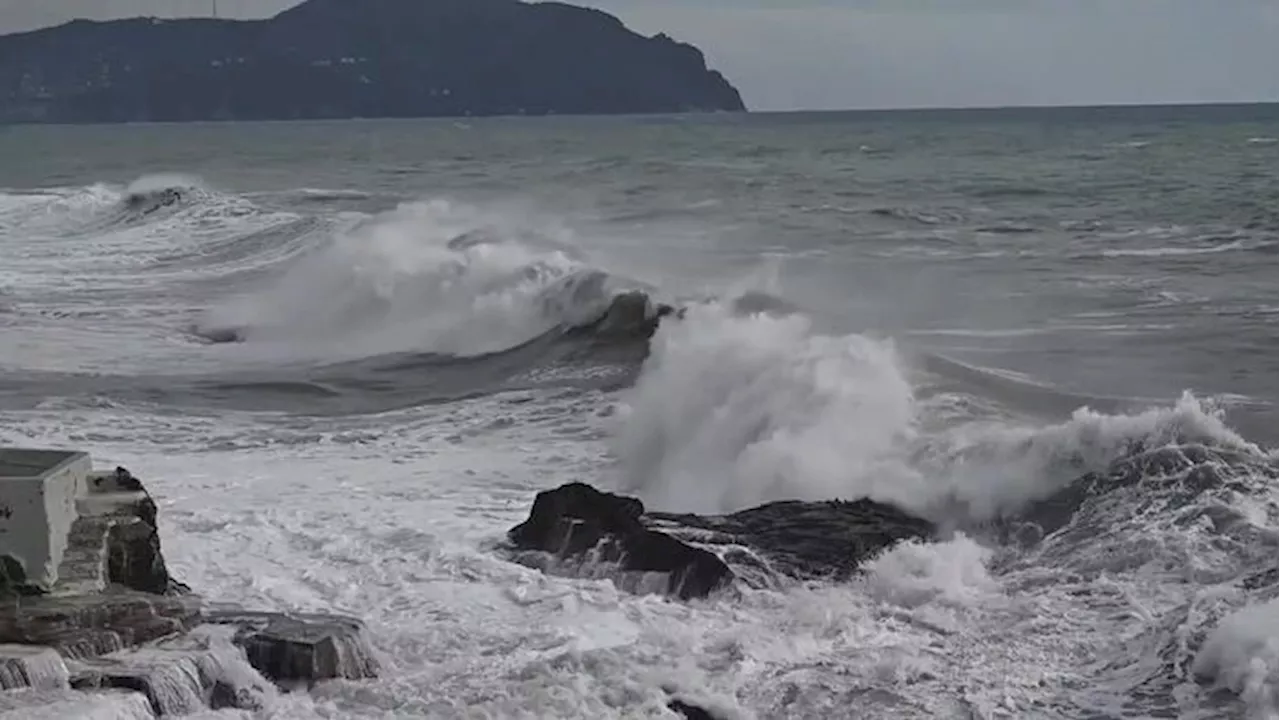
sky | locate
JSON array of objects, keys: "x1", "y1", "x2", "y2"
[{"x1": 0, "y1": 0, "x2": 1275, "y2": 111}]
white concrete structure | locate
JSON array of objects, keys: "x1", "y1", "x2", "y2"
[{"x1": 0, "y1": 448, "x2": 90, "y2": 591}]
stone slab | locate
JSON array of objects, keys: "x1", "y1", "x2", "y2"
[
  {"x1": 0, "y1": 688, "x2": 154, "y2": 719},
  {"x1": 68, "y1": 626, "x2": 273, "y2": 716},
  {"x1": 0, "y1": 644, "x2": 68, "y2": 690},
  {"x1": 0, "y1": 588, "x2": 203, "y2": 659}
]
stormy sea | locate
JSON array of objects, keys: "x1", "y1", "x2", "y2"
[{"x1": 0, "y1": 103, "x2": 1275, "y2": 719}]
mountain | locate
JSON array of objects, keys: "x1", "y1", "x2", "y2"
[{"x1": 0, "y1": 0, "x2": 746, "y2": 123}]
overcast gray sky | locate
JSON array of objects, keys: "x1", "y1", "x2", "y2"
[{"x1": 0, "y1": 0, "x2": 1275, "y2": 111}]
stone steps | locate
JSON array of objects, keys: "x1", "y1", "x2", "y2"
[
  {"x1": 50, "y1": 516, "x2": 111, "y2": 597},
  {"x1": 85, "y1": 469, "x2": 144, "y2": 496},
  {"x1": 76, "y1": 491, "x2": 152, "y2": 519},
  {"x1": 49, "y1": 489, "x2": 156, "y2": 597}
]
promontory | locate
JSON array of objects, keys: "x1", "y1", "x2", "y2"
[{"x1": 0, "y1": 0, "x2": 747, "y2": 124}]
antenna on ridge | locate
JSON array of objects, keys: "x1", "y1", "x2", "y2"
[{"x1": 213, "y1": 0, "x2": 219, "y2": 18}]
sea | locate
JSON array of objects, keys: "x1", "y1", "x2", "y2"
[{"x1": 0, "y1": 103, "x2": 1276, "y2": 719}]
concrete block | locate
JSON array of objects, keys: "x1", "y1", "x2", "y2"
[
  {"x1": 0, "y1": 448, "x2": 91, "y2": 592},
  {"x1": 203, "y1": 610, "x2": 380, "y2": 684}
]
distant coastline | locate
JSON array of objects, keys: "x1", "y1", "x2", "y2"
[{"x1": 0, "y1": 0, "x2": 746, "y2": 124}]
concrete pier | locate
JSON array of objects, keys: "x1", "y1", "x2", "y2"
[{"x1": 0, "y1": 447, "x2": 380, "y2": 716}]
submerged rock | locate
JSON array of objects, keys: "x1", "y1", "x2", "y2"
[
  {"x1": 668, "y1": 698, "x2": 726, "y2": 720},
  {"x1": 505, "y1": 482, "x2": 935, "y2": 599}
]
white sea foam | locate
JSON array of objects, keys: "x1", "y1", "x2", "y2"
[
  {"x1": 1192, "y1": 598, "x2": 1279, "y2": 718},
  {"x1": 612, "y1": 300, "x2": 917, "y2": 514},
  {"x1": 0, "y1": 380, "x2": 1271, "y2": 719},
  {"x1": 863, "y1": 533, "x2": 999, "y2": 610}
]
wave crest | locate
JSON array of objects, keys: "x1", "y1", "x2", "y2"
[{"x1": 193, "y1": 199, "x2": 658, "y2": 361}]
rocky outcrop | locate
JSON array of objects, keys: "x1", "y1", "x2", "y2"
[
  {"x1": 505, "y1": 482, "x2": 935, "y2": 599},
  {"x1": 0, "y1": 464, "x2": 380, "y2": 716},
  {"x1": 508, "y1": 482, "x2": 734, "y2": 600},
  {"x1": 0, "y1": 0, "x2": 746, "y2": 124}
]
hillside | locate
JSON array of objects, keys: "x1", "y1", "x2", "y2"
[{"x1": 0, "y1": 0, "x2": 746, "y2": 123}]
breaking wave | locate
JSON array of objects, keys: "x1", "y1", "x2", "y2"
[
  {"x1": 192, "y1": 199, "x2": 668, "y2": 361},
  {"x1": 611, "y1": 298, "x2": 1272, "y2": 520}
]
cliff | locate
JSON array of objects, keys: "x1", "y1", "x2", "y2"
[{"x1": 0, "y1": 0, "x2": 746, "y2": 124}]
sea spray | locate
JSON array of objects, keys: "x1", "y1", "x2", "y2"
[
  {"x1": 613, "y1": 300, "x2": 917, "y2": 514},
  {"x1": 614, "y1": 296, "x2": 1267, "y2": 528},
  {"x1": 1192, "y1": 598, "x2": 1279, "y2": 717}
]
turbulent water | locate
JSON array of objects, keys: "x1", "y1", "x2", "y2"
[{"x1": 0, "y1": 104, "x2": 1276, "y2": 719}]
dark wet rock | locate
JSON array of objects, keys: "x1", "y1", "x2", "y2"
[
  {"x1": 1241, "y1": 566, "x2": 1278, "y2": 592},
  {"x1": 124, "y1": 188, "x2": 184, "y2": 215},
  {"x1": 649, "y1": 498, "x2": 936, "y2": 585},
  {"x1": 203, "y1": 609, "x2": 380, "y2": 685},
  {"x1": 0, "y1": 555, "x2": 39, "y2": 598},
  {"x1": 106, "y1": 516, "x2": 183, "y2": 596},
  {"x1": 668, "y1": 698, "x2": 725, "y2": 720},
  {"x1": 0, "y1": 0, "x2": 744, "y2": 124},
  {"x1": 189, "y1": 324, "x2": 244, "y2": 344},
  {"x1": 507, "y1": 482, "x2": 734, "y2": 600},
  {"x1": 506, "y1": 483, "x2": 935, "y2": 598},
  {"x1": 566, "y1": 291, "x2": 676, "y2": 343}
]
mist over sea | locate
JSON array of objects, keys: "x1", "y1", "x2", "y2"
[{"x1": 0, "y1": 104, "x2": 1275, "y2": 718}]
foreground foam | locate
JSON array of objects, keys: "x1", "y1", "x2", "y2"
[
  {"x1": 0, "y1": 391, "x2": 1271, "y2": 718},
  {"x1": 1192, "y1": 598, "x2": 1279, "y2": 717}
]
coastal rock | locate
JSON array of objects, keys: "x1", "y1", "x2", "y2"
[
  {"x1": 668, "y1": 698, "x2": 726, "y2": 720},
  {"x1": 649, "y1": 498, "x2": 936, "y2": 585},
  {"x1": 507, "y1": 483, "x2": 734, "y2": 600},
  {"x1": 505, "y1": 483, "x2": 935, "y2": 599},
  {"x1": 0, "y1": 0, "x2": 745, "y2": 124}
]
